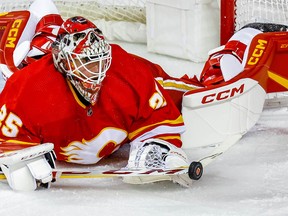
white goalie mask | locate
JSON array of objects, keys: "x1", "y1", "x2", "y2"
[{"x1": 52, "y1": 16, "x2": 112, "y2": 105}]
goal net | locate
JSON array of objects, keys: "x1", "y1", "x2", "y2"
[
  {"x1": 221, "y1": 0, "x2": 288, "y2": 44},
  {"x1": 0, "y1": 0, "x2": 147, "y2": 43},
  {"x1": 2, "y1": 0, "x2": 288, "y2": 47},
  {"x1": 0, "y1": 0, "x2": 146, "y2": 23}
]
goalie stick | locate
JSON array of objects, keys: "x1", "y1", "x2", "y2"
[
  {"x1": 0, "y1": 134, "x2": 241, "y2": 182},
  {"x1": 52, "y1": 132, "x2": 241, "y2": 181}
]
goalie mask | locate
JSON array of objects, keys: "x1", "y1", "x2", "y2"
[{"x1": 52, "y1": 16, "x2": 111, "y2": 105}]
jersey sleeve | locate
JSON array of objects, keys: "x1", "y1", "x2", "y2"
[
  {"x1": 107, "y1": 45, "x2": 186, "y2": 148},
  {"x1": 131, "y1": 54, "x2": 203, "y2": 111},
  {"x1": 128, "y1": 79, "x2": 185, "y2": 148},
  {"x1": 119, "y1": 55, "x2": 185, "y2": 148}
]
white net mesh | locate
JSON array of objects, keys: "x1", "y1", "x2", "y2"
[
  {"x1": 3, "y1": 0, "x2": 288, "y2": 37},
  {"x1": 235, "y1": 0, "x2": 288, "y2": 30},
  {"x1": 0, "y1": 0, "x2": 146, "y2": 23}
]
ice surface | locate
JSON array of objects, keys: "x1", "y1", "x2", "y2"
[{"x1": 0, "y1": 42, "x2": 288, "y2": 216}]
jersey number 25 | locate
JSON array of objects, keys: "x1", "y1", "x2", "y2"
[{"x1": 0, "y1": 104, "x2": 23, "y2": 137}]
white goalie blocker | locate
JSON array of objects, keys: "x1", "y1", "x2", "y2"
[{"x1": 181, "y1": 78, "x2": 266, "y2": 148}]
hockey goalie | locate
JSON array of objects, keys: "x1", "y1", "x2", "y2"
[
  {"x1": 1, "y1": 0, "x2": 288, "y2": 192},
  {"x1": 0, "y1": 0, "x2": 203, "y2": 191}
]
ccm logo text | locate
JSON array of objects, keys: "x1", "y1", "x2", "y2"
[
  {"x1": 201, "y1": 84, "x2": 244, "y2": 104},
  {"x1": 247, "y1": 39, "x2": 267, "y2": 65},
  {"x1": 6, "y1": 19, "x2": 22, "y2": 48}
]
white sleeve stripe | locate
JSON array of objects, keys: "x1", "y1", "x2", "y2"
[{"x1": 131, "y1": 125, "x2": 186, "y2": 143}]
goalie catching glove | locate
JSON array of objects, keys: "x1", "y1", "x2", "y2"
[
  {"x1": 123, "y1": 139, "x2": 192, "y2": 187},
  {"x1": 0, "y1": 143, "x2": 56, "y2": 191}
]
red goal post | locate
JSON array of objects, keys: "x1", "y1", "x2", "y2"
[{"x1": 220, "y1": 0, "x2": 236, "y2": 45}]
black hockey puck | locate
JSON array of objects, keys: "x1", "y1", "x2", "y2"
[{"x1": 188, "y1": 161, "x2": 203, "y2": 180}]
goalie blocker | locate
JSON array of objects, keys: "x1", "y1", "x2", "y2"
[{"x1": 0, "y1": 143, "x2": 56, "y2": 191}]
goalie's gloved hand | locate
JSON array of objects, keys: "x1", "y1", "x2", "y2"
[
  {"x1": 0, "y1": 143, "x2": 56, "y2": 191},
  {"x1": 127, "y1": 139, "x2": 189, "y2": 169},
  {"x1": 124, "y1": 139, "x2": 192, "y2": 187}
]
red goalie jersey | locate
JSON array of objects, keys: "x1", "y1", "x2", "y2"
[{"x1": 0, "y1": 44, "x2": 185, "y2": 164}]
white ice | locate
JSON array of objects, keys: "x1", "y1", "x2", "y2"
[{"x1": 0, "y1": 42, "x2": 288, "y2": 216}]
